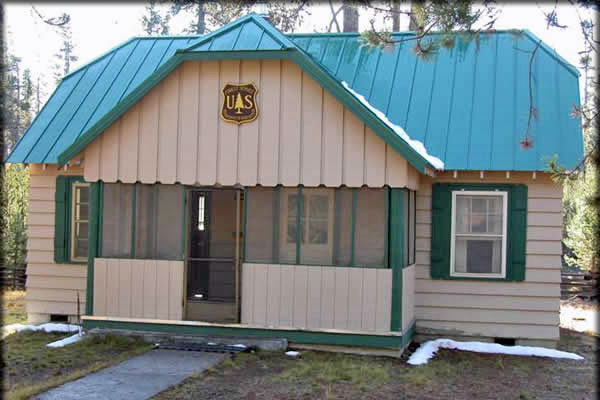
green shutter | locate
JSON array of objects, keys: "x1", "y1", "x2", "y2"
[
  {"x1": 430, "y1": 183, "x2": 451, "y2": 279},
  {"x1": 54, "y1": 176, "x2": 69, "y2": 263},
  {"x1": 507, "y1": 185, "x2": 528, "y2": 281}
]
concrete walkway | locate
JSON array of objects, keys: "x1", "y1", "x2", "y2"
[{"x1": 35, "y1": 349, "x2": 228, "y2": 400}]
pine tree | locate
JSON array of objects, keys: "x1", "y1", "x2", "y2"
[
  {"x1": 141, "y1": 0, "x2": 171, "y2": 35},
  {"x1": 53, "y1": 21, "x2": 78, "y2": 83},
  {"x1": 234, "y1": 93, "x2": 244, "y2": 114}
]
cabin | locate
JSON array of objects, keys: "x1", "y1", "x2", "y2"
[{"x1": 7, "y1": 14, "x2": 583, "y2": 353}]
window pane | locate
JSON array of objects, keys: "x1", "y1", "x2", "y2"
[
  {"x1": 135, "y1": 184, "x2": 183, "y2": 259},
  {"x1": 279, "y1": 189, "x2": 298, "y2": 263},
  {"x1": 75, "y1": 239, "x2": 88, "y2": 258},
  {"x1": 299, "y1": 188, "x2": 333, "y2": 265},
  {"x1": 455, "y1": 237, "x2": 502, "y2": 274},
  {"x1": 102, "y1": 184, "x2": 133, "y2": 257},
  {"x1": 77, "y1": 222, "x2": 88, "y2": 239},
  {"x1": 245, "y1": 188, "x2": 280, "y2": 263},
  {"x1": 78, "y1": 186, "x2": 89, "y2": 203},
  {"x1": 352, "y1": 188, "x2": 386, "y2": 267},
  {"x1": 455, "y1": 196, "x2": 470, "y2": 234}
]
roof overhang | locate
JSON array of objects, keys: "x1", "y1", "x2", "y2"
[{"x1": 58, "y1": 47, "x2": 434, "y2": 173}]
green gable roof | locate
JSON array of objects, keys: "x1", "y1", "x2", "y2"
[{"x1": 7, "y1": 14, "x2": 583, "y2": 173}]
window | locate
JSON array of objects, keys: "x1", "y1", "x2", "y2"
[
  {"x1": 70, "y1": 182, "x2": 90, "y2": 262},
  {"x1": 54, "y1": 176, "x2": 90, "y2": 264},
  {"x1": 245, "y1": 187, "x2": 387, "y2": 267},
  {"x1": 451, "y1": 191, "x2": 507, "y2": 277},
  {"x1": 430, "y1": 183, "x2": 527, "y2": 281},
  {"x1": 101, "y1": 183, "x2": 184, "y2": 260}
]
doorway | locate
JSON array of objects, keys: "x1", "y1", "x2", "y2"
[{"x1": 185, "y1": 189, "x2": 243, "y2": 323}]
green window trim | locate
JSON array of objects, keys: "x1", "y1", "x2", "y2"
[
  {"x1": 430, "y1": 183, "x2": 527, "y2": 281},
  {"x1": 54, "y1": 175, "x2": 89, "y2": 264}
]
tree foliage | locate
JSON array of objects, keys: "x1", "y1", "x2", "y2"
[
  {"x1": 53, "y1": 21, "x2": 78, "y2": 83},
  {"x1": 1, "y1": 164, "x2": 29, "y2": 266},
  {"x1": 142, "y1": 0, "x2": 171, "y2": 35}
]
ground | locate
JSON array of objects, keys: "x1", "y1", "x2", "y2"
[
  {"x1": 2, "y1": 290, "x2": 598, "y2": 399},
  {"x1": 152, "y1": 328, "x2": 597, "y2": 400},
  {"x1": 1, "y1": 291, "x2": 153, "y2": 400},
  {"x1": 2, "y1": 290, "x2": 27, "y2": 325}
]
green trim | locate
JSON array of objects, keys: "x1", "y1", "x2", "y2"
[
  {"x1": 86, "y1": 182, "x2": 102, "y2": 316},
  {"x1": 55, "y1": 176, "x2": 88, "y2": 264},
  {"x1": 83, "y1": 319, "x2": 406, "y2": 349},
  {"x1": 350, "y1": 189, "x2": 357, "y2": 267},
  {"x1": 296, "y1": 186, "x2": 303, "y2": 265},
  {"x1": 130, "y1": 184, "x2": 137, "y2": 258},
  {"x1": 430, "y1": 183, "x2": 528, "y2": 282},
  {"x1": 242, "y1": 261, "x2": 387, "y2": 269},
  {"x1": 389, "y1": 189, "x2": 404, "y2": 332},
  {"x1": 384, "y1": 186, "x2": 390, "y2": 268},
  {"x1": 243, "y1": 187, "x2": 248, "y2": 261}
]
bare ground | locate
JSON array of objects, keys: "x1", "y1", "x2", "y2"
[{"x1": 153, "y1": 328, "x2": 598, "y2": 400}]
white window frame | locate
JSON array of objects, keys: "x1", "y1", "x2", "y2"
[
  {"x1": 450, "y1": 190, "x2": 508, "y2": 278},
  {"x1": 70, "y1": 182, "x2": 90, "y2": 262}
]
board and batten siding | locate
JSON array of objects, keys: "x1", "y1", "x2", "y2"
[
  {"x1": 93, "y1": 258, "x2": 184, "y2": 320},
  {"x1": 241, "y1": 264, "x2": 393, "y2": 333},
  {"x1": 402, "y1": 265, "x2": 416, "y2": 331},
  {"x1": 414, "y1": 172, "x2": 562, "y2": 341},
  {"x1": 82, "y1": 59, "x2": 420, "y2": 189},
  {"x1": 25, "y1": 164, "x2": 87, "y2": 323}
]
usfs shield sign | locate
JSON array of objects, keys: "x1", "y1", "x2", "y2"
[{"x1": 221, "y1": 83, "x2": 258, "y2": 125}]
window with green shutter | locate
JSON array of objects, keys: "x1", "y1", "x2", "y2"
[
  {"x1": 430, "y1": 183, "x2": 527, "y2": 281},
  {"x1": 54, "y1": 176, "x2": 90, "y2": 264}
]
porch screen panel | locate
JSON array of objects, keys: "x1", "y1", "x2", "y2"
[
  {"x1": 135, "y1": 184, "x2": 183, "y2": 259},
  {"x1": 332, "y1": 188, "x2": 352, "y2": 266},
  {"x1": 245, "y1": 188, "x2": 280, "y2": 263},
  {"x1": 101, "y1": 183, "x2": 133, "y2": 257},
  {"x1": 354, "y1": 188, "x2": 386, "y2": 267}
]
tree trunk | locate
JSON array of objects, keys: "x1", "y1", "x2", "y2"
[
  {"x1": 391, "y1": 0, "x2": 400, "y2": 31},
  {"x1": 196, "y1": 1, "x2": 206, "y2": 34},
  {"x1": 342, "y1": 3, "x2": 359, "y2": 32}
]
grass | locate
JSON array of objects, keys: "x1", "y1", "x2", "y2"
[
  {"x1": 3, "y1": 332, "x2": 152, "y2": 400},
  {"x1": 153, "y1": 329, "x2": 596, "y2": 399},
  {"x1": 2, "y1": 290, "x2": 27, "y2": 326}
]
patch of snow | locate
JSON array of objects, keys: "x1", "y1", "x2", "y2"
[
  {"x1": 207, "y1": 342, "x2": 217, "y2": 345},
  {"x1": 47, "y1": 332, "x2": 84, "y2": 348},
  {"x1": 285, "y1": 351, "x2": 300, "y2": 357},
  {"x1": 560, "y1": 303, "x2": 599, "y2": 334},
  {"x1": 407, "y1": 338, "x2": 584, "y2": 365},
  {"x1": 232, "y1": 344, "x2": 247, "y2": 348},
  {"x1": 341, "y1": 81, "x2": 444, "y2": 170},
  {"x1": 3, "y1": 323, "x2": 80, "y2": 338}
]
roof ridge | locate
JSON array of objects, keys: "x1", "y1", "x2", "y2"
[{"x1": 183, "y1": 13, "x2": 297, "y2": 52}]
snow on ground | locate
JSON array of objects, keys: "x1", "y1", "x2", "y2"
[
  {"x1": 2, "y1": 322, "x2": 80, "y2": 338},
  {"x1": 285, "y1": 351, "x2": 300, "y2": 357},
  {"x1": 407, "y1": 338, "x2": 584, "y2": 366},
  {"x1": 47, "y1": 332, "x2": 84, "y2": 348},
  {"x1": 341, "y1": 81, "x2": 445, "y2": 170},
  {"x1": 560, "y1": 301, "x2": 599, "y2": 334}
]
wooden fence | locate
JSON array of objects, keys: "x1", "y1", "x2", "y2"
[
  {"x1": 0, "y1": 264, "x2": 26, "y2": 290},
  {"x1": 561, "y1": 272, "x2": 599, "y2": 300}
]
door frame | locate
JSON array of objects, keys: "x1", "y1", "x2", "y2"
[{"x1": 183, "y1": 186, "x2": 242, "y2": 322}]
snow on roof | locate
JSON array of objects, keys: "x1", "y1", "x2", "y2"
[{"x1": 341, "y1": 81, "x2": 445, "y2": 170}]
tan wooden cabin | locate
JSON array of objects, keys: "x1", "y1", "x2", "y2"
[{"x1": 8, "y1": 15, "x2": 582, "y2": 351}]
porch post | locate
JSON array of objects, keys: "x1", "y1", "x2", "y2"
[
  {"x1": 389, "y1": 188, "x2": 404, "y2": 332},
  {"x1": 86, "y1": 181, "x2": 102, "y2": 316}
]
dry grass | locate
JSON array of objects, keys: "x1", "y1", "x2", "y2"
[
  {"x1": 2, "y1": 290, "x2": 26, "y2": 326},
  {"x1": 3, "y1": 332, "x2": 152, "y2": 400}
]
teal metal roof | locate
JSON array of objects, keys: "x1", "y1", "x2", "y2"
[{"x1": 7, "y1": 14, "x2": 583, "y2": 172}]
